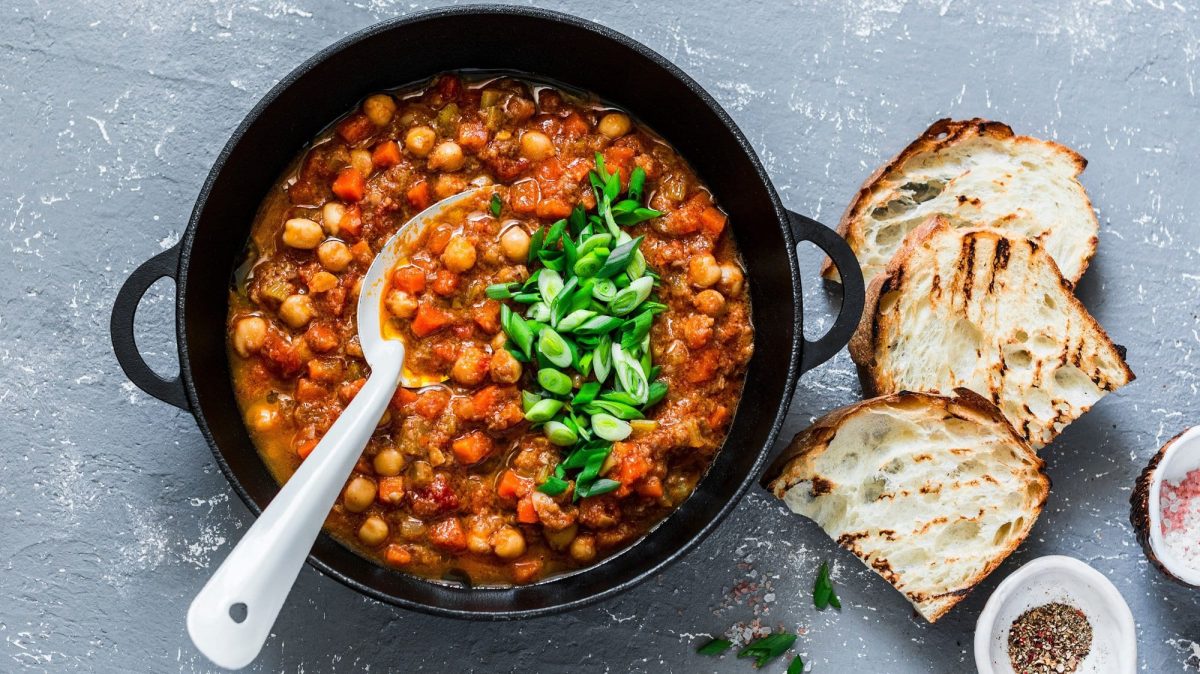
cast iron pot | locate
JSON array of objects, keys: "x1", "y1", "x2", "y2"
[{"x1": 109, "y1": 6, "x2": 865, "y2": 619}]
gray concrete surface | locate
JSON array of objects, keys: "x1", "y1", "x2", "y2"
[{"x1": 3, "y1": 0, "x2": 1199, "y2": 671}]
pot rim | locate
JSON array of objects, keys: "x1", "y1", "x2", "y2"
[
  {"x1": 1147, "y1": 425, "x2": 1200, "y2": 586},
  {"x1": 171, "y1": 5, "x2": 805, "y2": 617}
]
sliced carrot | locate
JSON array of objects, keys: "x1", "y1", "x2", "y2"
[
  {"x1": 339, "y1": 205, "x2": 364, "y2": 238},
  {"x1": 391, "y1": 265, "x2": 426, "y2": 294},
  {"x1": 472, "y1": 300, "x2": 501, "y2": 334},
  {"x1": 406, "y1": 180, "x2": 432, "y2": 210},
  {"x1": 452, "y1": 432, "x2": 494, "y2": 465},
  {"x1": 510, "y1": 179, "x2": 539, "y2": 214},
  {"x1": 339, "y1": 377, "x2": 366, "y2": 404},
  {"x1": 335, "y1": 112, "x2": 375, "y2": 144},
  {"x1": 331, "y1": 168, "x2": 366, "y2": 202},
  {"x1": 430, "y1": 270, "x2": 459, "y2": 296},
  {"x1": 413, "y1": 389, "x2": 450, "y2": 419},
  {"x1": 496, "y1": 469, "x2": 533, "y2": 499},
  {"x1": 536, "y1": 197, "x2": 572, "y2": 220},
  {"x1": 410, "y1": 303, "x2": 451, "y2": 337},
  {"x1": 390, "y1": 386, "x2": 418, "y2": 410},
  {"x1": 295, "y1": 437, "x2": 319, "y2": 460},
  {"x1": 516, "y1": 495, "x2": 539, "y2": 524},
  {"x1": 427, "y1": 225, "x2": 453, "y2": 254},
  {"x1": 294, "y1": 378, "x2": 326, "y2": 402},
  {"x1": 699, "y1": 207, "x2": 727, "y2": 236},
  {"x1": 371, "y1": 140, "x2": 402, "y2": 168},
  {"x1": 306, "y1": 358, "x2": 343, "y2": 383},
  {"x1": 384, "y1": 544, "x2": 412, "y2": 566},
  {"x1": 378, "y1": 476, "x2": 405, "y2": 505},
  {"x1": 469, "y1": 386, "x2": 500, "y2": 418},
  {"x1": 428, "y1": 518, "x2": 468, "y2": 551}
]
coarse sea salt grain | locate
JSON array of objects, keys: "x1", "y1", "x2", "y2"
[{"x1": 1161, "y1": 467, "x2": 1200, "y2": 570}]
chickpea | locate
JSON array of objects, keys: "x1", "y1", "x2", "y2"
[
  {"x1": 687, "y1": 253, "x2": 721, "y2": 288},
  {"x1": 245, "y1": 401, "x2": 280, "y2": 432},
  {"x1": 308, "y1": 271, "x2": 338, "y2": 293},
  {"x1": 519, "y1": 130, "x2": 554, "y2": 161},
  {"x1": 385, "y1": 289, "x2": 417, "y2": 319},
  {"x1": 279, "y1": 294, "x2": 314, "y2": 329},
  {"x1": 543, "y1": 523, "x2": 578, "y2": 551},
  {"x1": 404, "y1": 125, "x2": 437, "y2": 157},
  {"x1": 373, "y1": 448, "x2": 404, "y2": 476},
  {"x1": 499, "y1": 226, "x2": 530, "y2": 262},
  {"x1": 357, "y1": 516, "x2": 389, "y2": 546},
  {"x1": 317, "y1": 240, "x2": 353, "y2": 272},
  {"x1": 489, "y1": 348, "x2": 522, "y2": 384},
  {"x1": 491, "y1": 526, "x2": 527, "y2": 559},
  {"x1": 717, "y1": 262, "x2": 745, "y2": 296},
  {"x1": 598, "y1": 112, "x2": 631, "y2": 139},
  {"x1": 569, "y1": 535, "x2": 597, "y2": 563},
  {"x1": 321, "y1": 202, "x2": 345, "y2": 235},
  {"x1": 350, "y1": 149, "x2": 374, "y2": 179},
  {"x1": 343, "y1": 476, "x2": 377, "y2": 513},
  {"x1": 282, "y1": 218, "x2": 324, "y2": 250},
  {"x1": 441, "y1": 235, "x2": 477, "y2": 273},
  {"x1": 232, "y1": 316, "x2": 267, "y2": 357},
  {"x1": 694, "y1": 289, "x2": 726, "y2": 316},
  {"x1": 427, "y1": 141, "x2": 465, "y2": 171},
  {"x1": 362, "y1": 93, "x2": 397, "y2": 127},
  {"x1": 452, "y1": 346, "x2": 489, "y2": 386},
  {"x1": 467, "y1": 531, "x2": 492, "y2": 555}
]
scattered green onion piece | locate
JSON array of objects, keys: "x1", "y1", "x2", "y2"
[
  {"x1": 577, "y1": 233, "x2": 613, "y2": 257},
  {"x1": 787, "y1": 655, "x2": 805, "y2": 674},
  {"x1": 537, "y1": 368, "x2": 572, "y2": 396},
  {"x1": 610, "y1": 276, "x2": 654, "y2": 316},
  {"x1": 526, "y1": 301, "x2": 551, "y2": 323},
  {"x1": 645, "y1": 380, "x2": 668, "y2": 407},
  {"x1": 814, "y1": 561, "x2": 840, "y2": 610},
  {"x1": 521, "y1": 390, "x2": 542, "y2": 413},
  {"x1": 543, "y1": 219, "x2": 566, "y2": 247},
  {"x1": 596, "y1": 236, "x2": 644, "y2": 278},
  {"x1": 583, "y1": 400, "x2": 645, "y2": 420},
  {"x1": 501, "y1": 305, "x2": 533, "y2": 358},
  {"x1": 593, "y1": 334, "x2": 613, "y2": 383},
  {"x1": 562, "y1": 229, "x2": 578, "y2": 271},
  {"x1": 512, "y1": 292, "x2": 540, "y2": 303},
  {"x1": 578, "y1": 478, "x2": 620, "y2": 499},
  {"x1": 558, "y1": 309, "x2": 597, "y2": 333},
  {"x1": 503, "y1": 341, "x2": 528, "y2": 363},
  {"x1": 568, "y1": 204, "x2": 586, "y2": 235},
  {"x1": 737, "y1": 633, "x2": 797, "y2": 669},
  {"x1": 626, "y1": 249, "x2": 647, "y2": 279},
  {"x1": 573, "y1": 315, "x2": 623, "y2": 335},
  {"x1": 573, "y1": 251, "x2": 605, "y2": 277},
  {"x1": 598, "y1": 390, "x2": 641, "y2": 406},
  {"x1": 538, "y1": 327, "x2": 572, "y2": 369},
  {"x1": 486, "y1": 282, "x2": 518, "y2": 299},
  {"x1": 592, "y1": 278, "x2": 618, "y2": 302},
  {"x1": 527, "y1": 227, "x2": 545, "y2": 264},
  {"x1": 550, "y1": 276, "x2": 579, "y2": 326},
  {"x1": 620, "y1": 310, "x2": 654, "y2": 351},
  {"x1": 543, "y1": 420, "x2": 578, "y2": 447},
  {"x1": 591, "y1": 413, "x2": 632, "y2": 441},
  {"x1": 628, "y1": 166, "x2": 647, "y2": 202},
  {"x1": 536, "y1": 475, "x2": 570, "y2": 496},
  {"x1": 696, "y1": 638, "x2": 733, "y2": 656},
  {"x1": 538, "y1": 268, "x2": 564, "y2": 303},
  {"x1": 489, "y1": 192, "x2": 502, "y2": 217},
  {"x1": 572, "y1": 381, "x2": 601, "y2": 406},
  {"x1": 539, "y1": 251, "x2": 565, "y2": 271},
  {"x1": 525, "y1": 398, "x2": 564, "y2": 423},
  {"x1": 612, "y1": 343, "x2": 649, "y2": 404},
  {"x1": 613, "y1": 206, "x2": 662, "y2": 226}
]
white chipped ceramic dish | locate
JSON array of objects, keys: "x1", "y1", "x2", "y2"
[
  {"x1": 1144, "y1": 426, "x2": 1200, "y2": 586},
  {"x1": 974, "y1": 555, "x2": 1136, "y2": 674}
]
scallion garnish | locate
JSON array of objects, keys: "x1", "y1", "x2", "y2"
[
  {"x1": 814, "y1": 561, "x2": 841, "y2": 610},
  {"x1": 696, "y1": 638, "x2": 733, "y2": 657},
  {"x1": 737, "y1": 633, "x2": 797, "y2": 668},
  {"x1": 787, "y1": 655, "x2": 805, "y2": 674},
  {"x1": 490, "y1": 192, "x2": 502, "y2": 217}
]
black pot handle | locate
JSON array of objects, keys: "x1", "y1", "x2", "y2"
[
  {"x1": 786, "y1": 210, "x2": 865, "y2": 374},
  {"x1": 110, "y1": 244, "x2": 190, "y2": 410}
]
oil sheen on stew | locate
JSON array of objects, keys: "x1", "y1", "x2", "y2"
[{"x1": 227, "y1": 73, "x2": 754, "y2": 585}]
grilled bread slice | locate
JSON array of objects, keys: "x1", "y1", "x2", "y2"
[
  {"x1": 849, "y1": 217, "x2": 1134, "y2": 449},
  {"x1": 765, "y1": 389, "x2": 1049, "y2": 623},
  {"x1": 823, "y1": 118, "x2": 1098, "y2": 285}
]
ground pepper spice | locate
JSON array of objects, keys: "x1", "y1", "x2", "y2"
[{"x1": 1007, "y1": 602, "x2": 1093, "y2": 674}]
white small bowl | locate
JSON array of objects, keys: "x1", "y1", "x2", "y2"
[
  {"x1": 974, "y1": 555, "x2": 1136, "y2": 674},
  {"x1": 1135, "y1": 425, "x2": 1200, "y2": 586}
]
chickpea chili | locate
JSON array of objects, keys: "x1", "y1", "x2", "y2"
[{"x1": 227, "y1": 73, "x2": 754, "y2": 585}]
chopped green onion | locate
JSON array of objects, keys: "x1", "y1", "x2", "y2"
[
  {"x1": 568, "y1": 204, "x2": 586, "y2": 235},
  {"x1": 626, "y1": 249, "x2": 647, "y2": 279},
  {"x1": 512, "y1": 292, "x2": 540, "y2": 303},
  {"x1": 490, "y1": 192, "x2": 502, "y2": 217},
  {"x1": 787, "y1": 656, "x2": 805, "y2": 674},
  {"x1": 577, "y1": 233, "x2": 612, "y2": 257},
  {"x1": 645, "y1": 380, "x2": 668, "y2": 407},
  {"x1": 572, "y1": 381, "x2": 601, "y2": 406},
  {"x1": 592, "y1": 334, "x2": 613, "y2": 383},
  {"x1": 696, "y1": 638, "x2": 733, "y2": 656},
  {"x1": 525, "y1": 398, "x2": 564, "y2": 423},
  {"x1": 572, "y1": 251, "x2": 605, "y2": 277},
  {"x1": 577, "y1": 477, "x2": 620, "y2": 498},
  {"x1": 557, "y1": 309, "x2": 597, "y2": 333},
  {"x1": 628, "y1": 166, "x2": 647, "y2": 202},
  {"x1": 543, "y1": 219, "x2": 566, "y2": 248},
  {"x1": 592, "y1": 278, "x2": 618, "y2": 302},
  {"x1": 536, "y1": 475, "x2": 570, "y2": 496},
  {"x1": 543, "y1": 420, "x2": 578, "y2": 446},
  {"x1": 620, "y1": 310, "x2": 654, "y2": 351},
  {"x1": 814, "y1": 561, "x2": 840, "y2": 610},
  {"x1": 591, "y1": 413, "x2": 632, "y2": 441},
  {"x1": 527, "y1": 227, "x2": 545, "y2": 264},
  {"x1": 538, "y1": 268, "x2": 564, "y2": 303},
  {"x1": 610, "y1": 276, "x2": 654, "y2": 315},
  {"x1": 612, "y1": 343, "x2": 649, "y2": 404},
  {"x1": 521, "y1": 390, "x2": 542, "y2": 413},
  {"x1": 500, "y1": 305, "x2": 533, "y2": 358},
  {"x1": 613, "y1": 206, "x2": 661, "y2": 226},
  {"x1": 583, "y1": 400, "x2": 644, "y2": 420},
  {"x1": 596, "y1": 236, "x2": 644, "y2": 278},
  {"x1": 572, "y1": 315, "x2": 623, "y2": 335},
  {"x1": 537, "y1": 368, "x2": 572, "y2": 396},
  {"x1": 486, "y1": 282, "x2": 518, "y2": 299},
  {"x1": 526, "y1": 301, "x2": 551, "y2": 323},
  {"x1": 538, "y1": 327, "x2": 573, "y2": 369}
]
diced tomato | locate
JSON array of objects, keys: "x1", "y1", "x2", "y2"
[
  {"x1": 384, "y1": 544, "x2": 412, "y2": 566},
  {"x1": 261, "y1": 332, "x2": 304, "y2": 377},
  {"x1": 411, "y1": 303, "x2": 451, "y2": 337},
  {"x1": 304, "y1": 323, "x2": 339, "y2": 352},
  {"x1": 685, "y1": 348, "x2": 720, "y2": 383},
  {"x1": 516, "y1": 495, "x2": 539, "y2": 523},
  {"x1": 535, "y1": 157, "x2": 564, "y2": 181},
  {"x1": 468, "y1": 386, "x2": 500, "y2": 419},
  {"x1": 536, "y1": 197, "x2": 572, "y2": 220},
  {"x1": 371, "y1": 140, "x2": 402, "y2": 168},
  {"x1": 339, "y1": 378, "x2": 366, "y2": 404},
  {"x1": 428, "y1": 517, "x2": 468, "y2": 551},
  {"x1": 410, "y1": 473, "x2": 459, "y2": 517},
  {"x1": 391, "y1": 265, "x2": 426, "y2": 293},
  {"x1": 339, "y1": 205, "x2": 364, "y2": 238},
  {"x1": 378, "y1": 476, "x2": 405, "y2": 506},
  {"x1": 510, "y1": 179, "x2": 539, "y2": 214},
  {"x1": 700, "y1": 207, "x2": 727, "y2": 236},
  {"x1": 306, "y1": 358, "x2": 343, "y2": 383},
  {"x1": 496, "y1": 469, "x2": 533, "y2": 499},
  {"x1": 336, "y1": 112, "x2": 375, "y2": 144},
  {"x1": 431, "y1": 270, "x2": 459, "y2": 296},
  {"x1": 472, "y1": 300, "x2": 501, "y2": 334},
  {"x1": 294, "y1": 377, "x2": 327, "y2": 402},
  {"x1": 452, "y1": 432, "x2": 494, "y2": 465},
  {"x1": 456, "y1": 121, "x2": 489, "y2": 153},
  {"x1": 562, "y1": 112, "x2": 590, "y2": 138},
  {"x1": 511, "y1": 559, "x2": 543, "y2": 583},
  {"x1": 331, "y1": 168, "x2": 366, "y2": 202},
  {"x1": 406, "y1": 180, "x2": 432, "y2": 210},
  {"x1": 414, "y1": 388, "x2": 450, "y2": 419}
]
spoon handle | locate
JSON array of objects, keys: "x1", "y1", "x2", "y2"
[{"x1": 187, "y1": 357, "x2": 401, "y2": 670}]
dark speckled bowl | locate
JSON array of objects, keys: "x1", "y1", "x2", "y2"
[{"x1": 1130, "y1": 425, "x2": 1200, "y2": 587}]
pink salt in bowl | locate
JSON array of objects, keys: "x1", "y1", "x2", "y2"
[{"x1": 1131, "y1": 425, "x2": 1200, "y2": 587}]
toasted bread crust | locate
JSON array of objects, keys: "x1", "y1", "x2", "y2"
[
  {"x1": 849, "y1": 216, "x2": 1135, "y2": 448},
  {"x1": 822, "y1": 118, "x2": 1097, "y2": 283},
  {"x1": 765, "y1": 389, "x2": 1050, "y2": 622}
]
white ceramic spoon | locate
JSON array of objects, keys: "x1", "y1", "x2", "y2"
[{"x1": 187, "y1": 186, "x2": 491, "y2": 670}]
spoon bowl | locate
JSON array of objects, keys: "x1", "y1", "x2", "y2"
[{"x1": 187, "y1": 186, "x2": 489, "y2": 670}]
